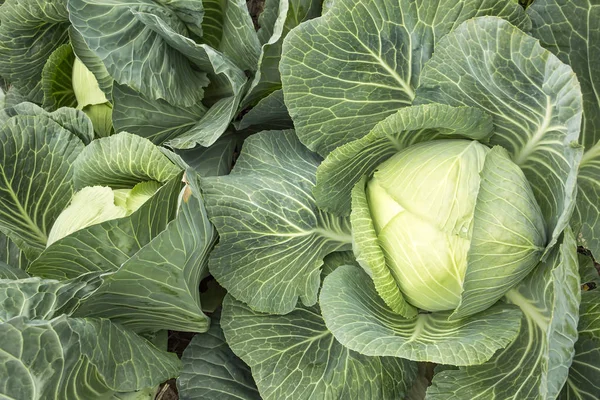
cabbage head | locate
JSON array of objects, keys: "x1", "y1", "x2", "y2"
[{"x1": 365, "y1": 139, "x2": 546, "y2": 312}]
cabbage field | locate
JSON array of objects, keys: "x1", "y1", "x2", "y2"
[{"x1": 0, "y1": 0, "x2": 598, "y2": 399}]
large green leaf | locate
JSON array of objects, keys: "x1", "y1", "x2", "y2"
[
  {"x1": 177, "y1": 311, "x2": 260, "y2": 400},
  {"x1": 202, "y1": 130, "x2": 352, "y2": 314},
  {"x1": 28, "y1": 174, "x2": 183, "y2": 279},
  {"x1": 73, "y1": 132, "x2": 181, "y2": 189},
  {"x1": 237, "y1": 89, "x2": 293, "y2": 132},
  {"x1": 528, "y1": 0, "x2": 600, "y2": 260},
  {"x1": 280, "y1": 0, "x2": 529, "y2": 156},
  {"x1": 320, "y1": 265, "x2": 522, "y2": 366},
  {"x1": 112, "y1": 84, "x2": 207, "y2": 146},
  {"x1": 0, "y1": 0, "x2": 70, "y2": 102},
  {"x1": 0, "y1": 316, "x2": 181, "y2": 399},
  {"x1": 0, "y1": 231, "x2": 28, "y2": 271},
  {"x1": 109, "y1": 14, "x2": 247, "y2": 149},
  {"x1": 221, "y1": 294, "x2": 417, "y2": 400},
  {"x1": 0, "y1": 115, "x2": 83, "y2": 259},
  {"x1": 68, "y1": 0, "x2": 208, "y2": 108},
  {"x1": 73, "y1": 184, "x2": 216, "y2": 333},
  {"x1": 316, "y1": 104, "x2": 494, "y2": 216},
  {"x1": 0, "y1": 274, "x2": 102, "y2": 321},
  {"x1": 416, "y1": 16, "x2": 583, "y2": 252},
  {"x1": 0, "y1": 262, "x2": 29, "y2": 279},
  {"x1": 241, "y1": 0, "x2": 322, "y2": 109},
  {"x1": 528, "y1": 0, "x2": 600, "y2": 150},
  {"x1": 427, "y1": 228, "x2": 580, "y2": 399},
  {"x1": 173, "y1": 135, "x2": 237, "y2": 177},
  {"x1": 0, "y1": 102, "x2": 94, "y2": 145},
  {"x1": 201, "y1": 0, "x2": 261, "y2": 71},
  {"x1": 41, "y1": 44, "x2": 77, "y2": 110},
  {"x1": 559, "y1": 290, "x2": 600, "y2": 399},
  {"x1": 573, "y1": 156, "x2": 600, "y2": 260}
]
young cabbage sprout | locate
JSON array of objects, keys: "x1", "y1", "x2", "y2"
[
  {"x1": 365, "y1": 140, "x2": 547, "y2": 312},
  {"x1": 47, "y1": 181, "x2": 161, "y2": 246}
]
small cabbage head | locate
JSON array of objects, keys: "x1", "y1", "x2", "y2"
[
  {"x1": 47, "y1": 181, "x2": 161, "y2": 246},
  {"x1": 366, "y1": 140, "x2": 547, "y2": 313},
  {"x1": 72, "y1": 57, "x2": 113, "y2": 137}
]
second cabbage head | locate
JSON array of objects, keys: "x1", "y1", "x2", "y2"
[{"x1": 365, "y1": 139, "x2": 547, "y2": 313}]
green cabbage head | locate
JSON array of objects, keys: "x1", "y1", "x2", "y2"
[{"x1": 365, "y1": 139, "x2": 547, "y2": 313}]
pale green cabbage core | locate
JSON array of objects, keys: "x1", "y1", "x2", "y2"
[
  {"x1": 47, "y1": 181, "x2": 161, "y2": 246},
  {"x1": 367, "y1": 140, "x2": 488, "y2": 312}
]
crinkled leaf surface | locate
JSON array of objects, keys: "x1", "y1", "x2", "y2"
[
  {"x1": 559, "y1": 289, "x2": 600, "y2": 400},
  {"x1": 109, "y1": 14, "x2": 247, "y2": 149},
  {"x1": 177, "y1": 311, "x2": 260, "y2": 400},
  {"x1": 73, "y1": 132, "x2": 181, "y2": 189},
  {"x1": 41, "y1": 44, "x2": 77, "y2": 110},
  {"x1": 28, "y1": 175, "x2": 183, "y2": 279},
  {"x1": 68, "y1": 0, "x2": 209, "y2": 108},
  {"x1": 528, "y1": 0, "x2": 600, "y2": 260},
  {"x1": 0, "y1": 316, "x2": 181, "y2": 400},
  {"x1": 0, "y1": 274, "x2": 102, "y2": 322},
  {"x1": 320, "y1": 265, "x2": 522, "y2": 366},
  {"x1": 0, "y1": 262, "x2": 29, "y2": 280},
  {"x1": 0, "y1": 231, "x2": 28, "y2": 271},
  {"x1": 0, "y1": 0, "x2": 70, "y2": 102},
  {"x1": 281, "y1": 0, "x2": 529, "y2": 155},
  {"x1": 316, "y1": 104, "x2": 494, "y2": 216},
  {"x1": 73, "y1": 184, "x2": 216, "y2": 333},
  {"x1": 241, "y1": 0, "x2": 322, "y2": 109},
  {"x1": 0, "y1": 115, "x2": 83, "y2": 259},
  {"x1": 202, "y1": 130, "x2": 352, "y2": 314},
  {"x1": 221, "y1": 294, "x2": 417, "y2": 400},
  {"x1": 416, "y1": 16, "x2": 583, "y2": 251},
  {"x1": 174, "y1": 135, "x2": 237, "y2": 177},
  {"x1": 427, "y1": 228, "x2": 580, "y2": 399},
  {"x1": 1, "y1": 102, "x2": 94, "y2": 145}
]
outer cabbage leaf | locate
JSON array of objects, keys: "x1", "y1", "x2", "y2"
[
  {"x1": 559, "y1": 289, "x2": 600, "y2": 400},
  {"x1": 73, "y1": 182, "x2": 216, "y2": 333},
  {"x1": 0, "y1": 231, "x2": 29, "y2": 271},
  {"x1": 68, "y1": 0, "x2": 208, "y2": 108},
  {"x1": 0, "y1": 0, "x2": 70, "y2": 102},
  {"x1": 237, "y1": 89, "x2": 293, "y2": 132},
  {"x1": 320, "y1": 265, "x2": 522, "y2": 366},
  {"x1": 0, "y1": 115, "x2": 83, "y2": 259},
  {"x1": 0, "y1": 102, "x2": 94, "y2": 145},
  {"x1": 173, "y1": 135, "x2": 237, "y2": 177},
  {"x1": 416, "y1": 16, "x2": 583, "y2": 252},
  {"x1": 0, "y1": 262, "x2": 29, "y2": 279},
  {"x1": 0, "y1": 274, "x2": 103, "y2": 322},
  {"x1": 73, "y1": 132, "x2": 181, "y2": 189},
  {"x1": 0, "y1": 316, "x2": 181, "y2": 400},
  {"x1": 280, "y1": 0, "x2": 529, "y2": 155},
  {"x1": 200, "y1": 0, "x2": 261, "y2": 71},
  {"x1": 110, "y1": 15, "x2": 247, "y2": 148},
  {"x1": 221, "y1": 294, "x2": 417, "y2": 400},
  {"x1": 41, "y1": 44, "x2": 77, "y2": 110},
  {"x1": 528, "y1": 0, "x2": 600, "y2": 150},
  {"x1": 241, "y1": 0, "x2": 322, "y2": 109},
  {"x1": 528, "y1": 0, "x2": 600, "y2": 260},
  {"x1": 427, "y1": 228, "x2": 580, "y2": 399},
  {"x1": 202, "y1": 130, "x2": 352, "y2": 314},
  {"x1": 177, "y1": 311, "x2": 260, "y2": 400}
]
